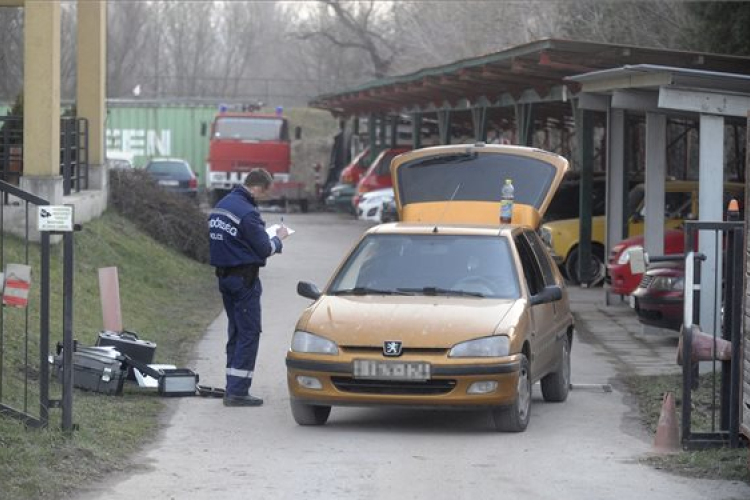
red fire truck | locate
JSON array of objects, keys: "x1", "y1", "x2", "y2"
[{"x1": 205, "y1": 108, "x2": 307, "y2": 210}]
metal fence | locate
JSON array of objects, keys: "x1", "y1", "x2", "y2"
[
  {"x1": 0, "y1": 180, "x2": 53, "y2": 428},
  {"x1": 61, "y1": 117, "x2": 89, "y2": 195},
  {"x1": 0, "y1": 116, "x2": 89, "y2": 196},
  {"x1": 681, "y1": 220, "x2": 744, "y2": 449}
]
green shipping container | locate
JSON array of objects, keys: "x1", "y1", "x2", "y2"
[{"x1": 106, "y1": 101, "x2": 219, "y2": 180}]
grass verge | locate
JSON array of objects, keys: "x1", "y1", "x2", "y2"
[
  {"x1": 624, "y1": 371, "x2": 749, "y2": 482},
  {"x1": 0, "y1": 211, "x2": 223, "y2": 499}
]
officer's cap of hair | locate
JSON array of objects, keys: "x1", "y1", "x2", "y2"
[{"x1": 244, "y1": 168, "x2": 274, "y2": 189}]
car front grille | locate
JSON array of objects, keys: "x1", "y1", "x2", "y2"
[
  {"x1": 331, "y1": 377, "x2": 457, "y2": 395},
  {"x1": 639, "y1": 275, "x2": 654, "y2": 288},
  {"x1": 342, "y1": 346, "x2": 449, "y2": 356}
]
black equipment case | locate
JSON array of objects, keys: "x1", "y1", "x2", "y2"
[
  {"x1": 96, "y1": 331, "x2": 156, "y2": 380},
  {"x1": 53, "y1": 348, "x2": 127, "y2": 396}
]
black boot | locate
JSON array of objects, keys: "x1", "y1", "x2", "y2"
[{"x1": 223, "y1": 394, "x2": 264, "y2": 407}]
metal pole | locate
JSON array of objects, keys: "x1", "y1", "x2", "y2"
[
  {"x1": 411, "y1": 113, "x2": 422, "y2": 150},
  {"x1": 38, "y1": 231, "x2": 50, "y2": 427},
  {"x1": 728, "y1": 225, "x2": 743, "y2": 447},
  {"x1": 61, "y1": 230, "x2": 74, "y2": 432}
]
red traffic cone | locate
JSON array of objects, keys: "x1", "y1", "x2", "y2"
[{"x1": 653, "y1": 392, "x2": 680, "y2": 454}]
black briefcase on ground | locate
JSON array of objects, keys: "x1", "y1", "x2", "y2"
[
  {"x1": 53, "y1": 348, "x2": 127, "y2": 396},
  {"x1": 96, "y1": 331, "x2": 156, "y2": 380}
]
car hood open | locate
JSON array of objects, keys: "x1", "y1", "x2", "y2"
[{"x1": 303, "y1": 295, "x2": 518, "y2": 349}]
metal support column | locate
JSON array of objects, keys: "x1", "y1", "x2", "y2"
[
  {"x1": 437, "y1": 109, "x2": 451, "y2": 145},
  {"x1": 575, "y1": 103, "x2": 595, "y2": 285},
  {"x1": 411, "y1": 113, "x2": 422, "y2": 150},
  {"x1": 472, "y1": 105, "x2": 488, "y2": 142}
]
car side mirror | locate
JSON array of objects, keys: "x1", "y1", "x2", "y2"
[
  {"x1": 628, "y1": 247, "x2": 647, "y2": 274},
  {"x1": 530, "y1": 285, "x2": 563, "y2": 306},
  {"x1": 297, "y1": 281, "x2": 321, "y2": 300}
]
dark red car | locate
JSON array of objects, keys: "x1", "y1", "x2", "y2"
[
  {"x1": 631, "y1": 261, "x2": 684, "y2": 332},
  {"x1": 607, "y1": 229, "x2": 686, "y2": 296},
  {"x1": 352, "y1": 146, "x2": 410, "y2": 211},
  {"x1": 339, "y1": 148, "x2": 370, "y2": 186}
]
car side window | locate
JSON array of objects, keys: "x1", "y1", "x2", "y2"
[
  {"x1": 525, "y1": 231, "x2": 556, "y2": 286},
  {"x1": 514, "y1": 233, "x2": 545, "y2": 297},
  {"x1": 375, "y1": 153, "x2": 396, "y2": 176}
]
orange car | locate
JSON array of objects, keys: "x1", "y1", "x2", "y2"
[{"x1": 287, "y1": 143, "x2": 573, "y2": 432}]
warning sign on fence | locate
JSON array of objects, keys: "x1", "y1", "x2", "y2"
[
  {"x1": 3, "y1": 264, "x2": 31, "y2": 308},
  {"x1": 38, "y1": 205, "x2": 74, "y2": 232}
]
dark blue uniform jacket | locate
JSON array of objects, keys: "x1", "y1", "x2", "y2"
[{"x1": 208, "y1": 186, "x2": 282, "y2": 268}]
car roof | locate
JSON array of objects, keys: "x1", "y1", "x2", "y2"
[
  {"x1": 147, "y1": 158, "x2": 188, "y2": 163},
  {"x1": 366, "y1": 222, "x2": 517, "y2": 238},
  {"x1": 632, "y1": 180, "x2": 744, "y2": 192}
]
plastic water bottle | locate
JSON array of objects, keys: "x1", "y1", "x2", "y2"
[{"x1": 500, "y1": 178, "x2": 514, "y2": 224}]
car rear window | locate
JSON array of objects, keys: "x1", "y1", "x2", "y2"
[
  {"x1": 396, "y1": 152, "x2": 557, "y2": 209},
  {"x1": 145, "y1": 161, "x2": 192, "y2": 180},
  {"x1": 329, "y1": 234, "x2": 520, "y2": 299}
]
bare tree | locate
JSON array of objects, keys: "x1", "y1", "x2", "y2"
[
  {"x1": 391, "y1": 2, "x2": 558, "y2": 73},
  {"x1": 552, "y1": 1, "x2": 696, "y2": 49},
  {"x1": 107, "y1": 1, "x2": 158, "y2": 98},
  {"x1": 294, "y1": 0, "x2": 397, "y2": 78},
  {"x1": 0, "y1": 7, "x2": 23, "y2": 102}
]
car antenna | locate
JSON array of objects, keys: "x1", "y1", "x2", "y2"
[{"x1": 433, "y1": 183, "x2": 461, "y2": 233}]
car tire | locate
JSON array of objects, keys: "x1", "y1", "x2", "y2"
[
  {"x1": 565, "y1": 246, "x2": 606, "y2": 287},
  {"x1": 290, "y1": 399, "x2": 331, "y2": 426},
  {"x1": 490, "y1": 355, "x2": 531, "y2": 432},
  {"x1": 540, "y1": 335, "x2": 571, "y2": 403}
]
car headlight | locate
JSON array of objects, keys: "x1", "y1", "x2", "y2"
[
  {"x1": 449, "y1": 335, "x2": 509, "y2": 358},
  {"x1": 649, "y1": 276, "x2": 684, "y2": 291},
  {"x1": 291, "y1": 331, "x2": 339, "y2": 355},
  {"x1": 617, "y1": 245, "x2": 641, "y2": 265},
  {"x1": 540, "y1": 226, "x2": 553, "y2": 248}
]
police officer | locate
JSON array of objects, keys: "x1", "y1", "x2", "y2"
[{"x1": 208, "y1": 168, "x2": 288, "y2": 407}]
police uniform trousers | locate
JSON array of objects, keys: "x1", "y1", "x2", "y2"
[{"x1": 218, "y1": 274, "x2": 262, "y2": 396}]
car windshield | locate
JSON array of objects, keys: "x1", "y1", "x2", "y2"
[
  {"x1": 328, "y1": 234, "x2": 520, "y2": 299},
  {"x1": 145, "y1": 161, "x2": 191, "y2": 180},
  {"x1": 214, "y1": 117, "x2": 286, "y2": 141}
]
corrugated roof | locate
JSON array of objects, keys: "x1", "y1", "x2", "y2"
[{"x1": 311, "y1": 38, "x2": 750, "y2": 117}]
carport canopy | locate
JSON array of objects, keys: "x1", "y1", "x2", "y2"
[{"x1": 569, "y1": 64, "x2": 750, "y2": 318}]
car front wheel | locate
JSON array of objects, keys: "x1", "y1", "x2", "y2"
[
  {"x1": 541, "y1": 335, "x2": 571, "y2": 402},
  {"x1": 290, "y1": 399, "x2": 331, "y2": 426},
  {"x1": 490, "y1": 355, "x2": 531, "y2": 432}
]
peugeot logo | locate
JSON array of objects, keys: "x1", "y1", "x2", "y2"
[{"x1": 384, "y1": 340, "x2": 403, "y2": 357}]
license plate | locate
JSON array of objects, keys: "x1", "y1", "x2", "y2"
[
  {"x1": 353, "y1": 359, "x2": 431, "y2": 381},
  {"x1": 158, "y1": 180, "x2": 179, "y2": 187}
]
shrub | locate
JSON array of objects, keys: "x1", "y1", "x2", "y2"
[{"x1": 109, "y1": 169, "x2": 209, "y2": 263}]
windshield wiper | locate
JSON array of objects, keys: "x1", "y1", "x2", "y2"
[
  {"x1": 331, "y1": 287, "x2": 414, "y2": 296},
  {"x1": 407, "y1": 152, "x2": 478, "y2": 169},
  {"x1": 397, "y1": 287, "x2": 484, "y2": 298}
]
